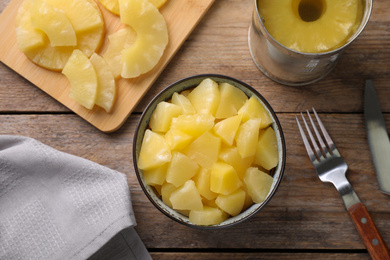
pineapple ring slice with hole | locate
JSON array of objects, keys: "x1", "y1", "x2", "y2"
[
  {"x1": 30, "y1": 0, "x2": 77, "y2": 47},
  {"x1": 119, "y1": 0, "x2": 168, "y2": 78},
  {"x1": 258, "y1": 0, "x2": 363, "y2": 53},
  {"x1": 97, "y1": 0, "x2": 168, "y2": 16},
  {"x1": 15, "y1": 0, "x2": 104, "y2": 71}
]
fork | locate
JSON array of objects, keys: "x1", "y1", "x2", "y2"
[{"x1": 296, "y1": 108, "x2": 390, "y2": 260}]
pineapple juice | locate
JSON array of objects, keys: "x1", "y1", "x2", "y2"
[{"x1": 248, "y1": 0, "x2": 372, "y2": 86}]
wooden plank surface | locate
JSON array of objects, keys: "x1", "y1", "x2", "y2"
[
  {"x1": 1, "y1": 0, "x2": 390, "y2": 259},
  {"x1": 0, "y1": 0, "x2": 215, "y2": 132}
]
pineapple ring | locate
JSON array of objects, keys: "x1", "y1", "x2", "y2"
[
  {"x1": 15, "y1": 0, "x2": 104, "y2": 71},
  {"x1": 258, "y1": 0, "x2": 363, "y2": 53},
  {"x1": 97, "y1": 0, "x2": 168, "y2": 16},
  {"x1": 118, "y1": 0, "x2": 168, "y2": 78}
]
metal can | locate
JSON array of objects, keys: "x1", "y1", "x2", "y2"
[{"x1": 248, "y1": 0, "x2": 373, "y2": 86}]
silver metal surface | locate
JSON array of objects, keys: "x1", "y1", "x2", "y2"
[
  {"x1": 296, "y1": 108, "x2": 360, "y2": 210},
  {"x1": 248, "y1": 0, "x2": 372, "y2": 86},
  {"x1": 364, "y1": 80, "x2": 390, "y2": 195}
]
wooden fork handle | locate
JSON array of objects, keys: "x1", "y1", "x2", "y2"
[{"x1": 348, "y1": 202, "x2": 390, "y2": 260}]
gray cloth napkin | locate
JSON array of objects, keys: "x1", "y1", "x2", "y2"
[{"x1": 0, "y1": 135, "x2": 151, "y2": 260}]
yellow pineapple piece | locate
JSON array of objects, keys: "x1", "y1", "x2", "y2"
[
  {"x1": 62, "y1": 49, "x2": 97, "y2": 109},
  {"x1": 149, "y1": 0, "x2": 168, "y2": 8},
  {"x1": 44, "y1": 0, "x2": 103, "y2": 33},
  {"x1": 255, "y1": 127, "x2": 279, "y2": 170},
  {"x1": 169, "y1": 180, "x2": 203, "y2": 211},
  {"x1": 98, "y1": 0, "x2": 167, "y2": 16},
  {"x1": 161, "y1": 182, "x2": 176, "y2": 208},
  {"x1": 189, "y1": 206, "x2": 228, "y2": 226},
  {"x1": 215, "y1": 189, "x2": 246, "y2": 216},
  {"x1": 89, "y1": 53, "x2": 116, "y2": 112},
  {"x1": 15, "y1": 0, "x2": 104, "y2": 71},
  {"x1": 193, "y1": 168, "x2": 218, "y2": 200},
  {"x1": 218, "y1": 147, "x2": 254, "y2": 179},
  {"x1": 187, "y1": 78, "x2": 220, "y2": 116},
  {"x1": 166, "y1": 152, "x2": 199, "y2": 187},
  {"x1": 15, "y1": 0, "x2": 45, "y2": 52},
  {"x1": 171, "y1": 92, "x2": 196, "y2": 115},
  {"x1": 119, "y1": 0, "x2": 168, "y2": 78},
  {"x1": 138, "y1": 129, "x2": 172, "y2": 170},
  {"x1": 170, "y1": 114, "x2": 215, "y2": 137},
  {"x1": 258, "y1": 0, "x2": 363, "y2": 53},
  {"x1": 238, "y1": 96, "x2": 273, "y2": 128},
  {"x1": 103, "y1": 27, "x2": 137, "y2": 78},
  {"x1": 215, "y1": 83, "x2": 248, "y2": 119},
  {"x1": 30, "y1": 0, "x2": 77, "y2": 47},
  {"x1": 164, "y1": 128, "x2": 193, "y2": 151},
  {"x1": 244, "y1": 167, "x2": 273, "y2": 203},
  {"x1": 210, "y1": 162, "x2": 242, "y2": 195},
  {"x1": 184, "y1": 131, "x2": 221, "y2": 169},
  {"x1": 149, "y1": 101, "x2": 182, "y2": 133},
  {"x1": 143, "y1": 163, "x2": 168, "y2": 186},
  {"x1": 213, "y1": 114, "x2": 242, "y2": 146},
  {"x1": 235, "y1": 118, "x2": 261, "y2": 158},
  {"x1": 242, "y1": 184, "x2": 254, "y2": 211}
]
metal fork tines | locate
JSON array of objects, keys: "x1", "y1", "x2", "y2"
[
  {"x1": 296, "y1": 108, "x2": 390, "y2": 259},
  {"x1": 296, "y1": 108, "x2": 360, "y2": 210}
]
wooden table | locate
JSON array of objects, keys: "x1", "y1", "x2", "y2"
[{"x1": 1, "y1": 0, "x2": 389, "y2": 259}]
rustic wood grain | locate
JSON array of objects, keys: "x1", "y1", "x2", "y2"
[
  {"x1": 1, "y1": 0, "x2": 390, "y2": 258},
  {"x1": 1, "y1": 114, "x2": 389, "y2": 253}
]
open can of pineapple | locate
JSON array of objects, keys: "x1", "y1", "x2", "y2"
[{"x1": 248, "y1": 0, "x2": 372, "y2": 86}]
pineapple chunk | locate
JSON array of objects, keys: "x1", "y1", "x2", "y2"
[
  {"x1": 161, "y1": 182, "x2": 176, "y2": 208},
  {"x1": 189, "y1": 206, "x2": 228, "y2": 226},
  {"x1": 44, "y1": 0, "x2": 103, "y2": 33},
  {"x1": 238, "y1": 96, "x2": 273, "y2": 128},
  {"x1": 149, "y1": 101, "x2": 182, "y2": 133},
  {"x1": 165, "y1": 128, "x2": 193, "y2": 151},
  {"x1": 169, "y1": 180, "x2": 203, "y2": 211},
  {"x1": 15, "y1": 0, "x2": 45, "y2": 52},
  {"x1": 193, "y1": 168, "x2": 218, "y2": 200},
  {"x1": 166, "y1": 152, "x2": 199, "y2": 187},
  {"x1": 215, "y1": 189, "x2": 246, "y2": 216},
  {"x1": 210, "y1": 162, "x2": 242, "y2": 195},
  {"x1": 103, "y1": 27, "x2": 137, "y2": 78},
  {"x1": 235, "y1": 118, "x2": 261, "y2": 158},
  {"x1": 138, "y1": 129, "x2": 172, "y2": 170},
  {"x1": 62, "y1": 49, "x2": 97, "y2": 109},
  {"x1": 255, "y1": 127, "x2": 279, "y2": 170},
  {"x1": 213, "y1": 114, "x2": 242, "y2": 146},
  {"x1": 184, "y1": 131, "x2": 221, "y2": 169},
  {"x1": 171, "y1": 92, "x2": 196, "y2": 115},
  {"x1": 244, "y1": 167, "x2": 273, "y2": 204},
  {"x1": 215, "y1": 83, "x2": 248, "y2": 119},
  {"x1": 258, "y1": 0, "x2": 363, "y2": 53},
  {"x1": 218, "y1": 147, "x2": 254, "y2": 179},
  {"x1": 89, "y1": 53, "x2": 116, "y2": 112},
  {"x1": 187, "y1": 78, "x2": 220, "y2": 116},
  {"x1": 119, "y1": 0, "x2": 168, "y2": 78},
  {"x1": 170, "y1": 114, "x2": 215, "y2": 137},
  {"x1": 30, "y1": 0, "x2": 77, "y2": 47},
  {"x1": 143, "y1": 163, "x2": 168, "y2": 186},
  {"x1": 98, "y1": 0, "x2": 167, "y2": 16}
]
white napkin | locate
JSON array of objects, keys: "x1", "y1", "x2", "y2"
[{"x1": 0, "y1": 135, "x2": 151, "y2": 260}]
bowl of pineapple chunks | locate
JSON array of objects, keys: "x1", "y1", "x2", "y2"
[{"x1": 133, "y1": 74, "x2": 286, "y2": 228}]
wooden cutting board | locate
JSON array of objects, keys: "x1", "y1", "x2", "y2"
[{"x1": 0, "y1": 0, "x2": 215, "y2": 132}]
